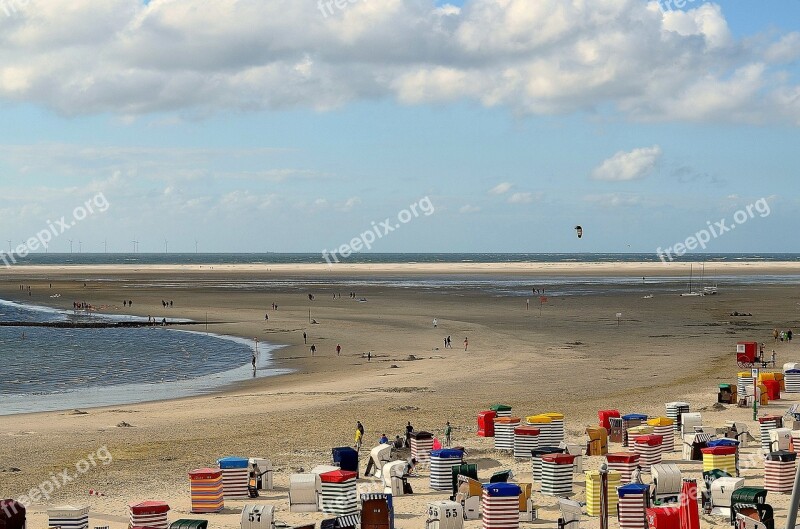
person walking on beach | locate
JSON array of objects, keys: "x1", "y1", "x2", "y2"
[
  {"x1": 774, "y1": 328, "x2": 780, "y2": 343},
  {"x1": 355, "y1": 421, "x2": 365, "y2": 452},
  {"x1": 433, "y1": 318, "x2": 437, "y2": 328},
  {"x1": 252, "y1": 352, "x2": 257, "y2": 370},
  {"x1": 446, "y1": 336, "x2": 451, "y2": 348},
  {"x1": 772, "y1": 349, "x2": 777, "y2": 367},
  {"x1": 444, "y1": 421, "x2": 452, "y2": 447},
  {"x1": 310, "y1": 344, "x2": 316, "y2": 356},
  {"x1": 367, "y1": 351, "x2": 371, "y2": 362},
  {"x1": 265, "y1": 313, "x2": 269, "y2": 321},
  {"x1": 303, "y1": 331, "x2": 307, "y2": 344},
  {"x1": 464, "y1": 337, "x2": 468, "y2": 351},
  {"x1": 336, "y1": 344, "x2": 341, "y2": 356},
  {"x1": 405, "y1": 421, "x2": 414, "y2": 448}
]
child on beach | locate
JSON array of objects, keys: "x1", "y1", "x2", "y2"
[{"x1": 444, "y1": 421, "x2": 452, "y2": 447}]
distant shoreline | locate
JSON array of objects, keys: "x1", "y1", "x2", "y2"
[{"x1": 4, "y1": 260, "x2": 800, "y2": 276}]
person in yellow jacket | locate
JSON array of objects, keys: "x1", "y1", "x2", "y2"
[{"x1": 355, "y1": 421, "x2": 364, "y2": 452}]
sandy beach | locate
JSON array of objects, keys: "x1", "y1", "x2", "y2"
[{"x1": 1, "y1": 262, "x2": 799, "y2": 529}]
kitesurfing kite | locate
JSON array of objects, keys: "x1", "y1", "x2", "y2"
[{"x1": 575, "y1": 225, "x2": 583, "y2": 239}]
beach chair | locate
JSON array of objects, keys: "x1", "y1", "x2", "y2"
[
  {"x1": 382, "y1": 461, "x2": 406, "y2": 497},
  {"x1": 559, "y1": 442, "x2": 584, "y2": 473},
  {"x1": 608, "y1": 417, "x2": 623, "y2": 444},
  {"x1": 680, "y1": 413, "x2": 702, "y2": 436},
  {"x1": 366, "y1": 444, "x2": 392, "y2": 478},
  {"x1": 723, "y1": 422, "x2": 753, "y2": 448},
  {"x1": 240, "y1": 505, "x2": 274, "y2": 529},
  {"x1": 650, "y1": 464, "x2": 681, "y2": 504},
  {"x1": 785, "y1": 404, "x2": 800, "y2": 425},
  {"x1": 455, "y1": 477, "x2": 482, "y2": 520},
  {"x1": 288, "y1": 474, "x2": 319, "y2": 513},
  {"x1": 557, "y1": 499, "x2": 582, "y2": 529},
  {"x1": 586, "y1": 427, "x2": 609, "y2": 456},
  {"x1": 709, "y1": 477, "x2": 745, "y2": 517},
  {"x1": 489, "y1": 469, "x2": 513, "y2": 483}
]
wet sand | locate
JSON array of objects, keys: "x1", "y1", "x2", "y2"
[{"x1": 1, "y1": 262, "x2": 799, "y2": 528}]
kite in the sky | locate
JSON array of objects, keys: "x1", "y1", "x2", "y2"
[{"x1": 575, "y1": 225, "x2": 583, "y2": 239}]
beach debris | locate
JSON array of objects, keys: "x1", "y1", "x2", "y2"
[
  {"x1": 88, "y1": 489, "x2": 105, "y2": 496},
  {"x1": 1, "y1": 467, "x2": 22, "y2": 472},
  {"x1": 116, "y1": 421, "x2": 133, "y2": 428},
  {"x1": 311, "y1": 319, "x2": 319, "y2": 324},
  {"x1": 381, "y1": 386, "x2": 430, "y2": 393},
  {"x1": 389, "y1": 364, "x2": 399, "y2": 368},
  {"x1": 406, "y1": 354, "x2": 419, "y2": 361},
  {"x1": 700, "y1": 403, "x2": 727, "y2": 412},
  {"x1": 69, "y1": 409, "x2": 88, "y2": 415},
  {"x1": 730, "y1": 311, "x2": 752, "y2": 317}
]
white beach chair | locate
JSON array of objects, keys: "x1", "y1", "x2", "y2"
[{"x1": 557, "y1": 499, "x2": 582, "y2": 529}]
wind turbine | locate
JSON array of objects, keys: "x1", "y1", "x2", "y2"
[
  {"x1": 69, "y1": 239, "x2": 74, "y2": 254},
  {"x1": 195, "y1": 239, "x2": 199, "y2": 254},
  {"x1": 132, "y1": 238, "x2": 139, "y2": 253},
  {"x1": 78, "y1": 241, "x2": 82, "y2": 253},
  {"x1": 164, "y1": 239, "x2": 168, "y2": 254},
  {"x1": 7, "y1": 240, "x2": 11, "y2": 253},
  {"x1": 104, "y1": 239, "x2": 107, "y2": 253}
]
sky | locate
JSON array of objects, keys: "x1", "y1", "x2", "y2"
[{"x1": 0, "y1": 0, "x2": 799, "y2": 255}]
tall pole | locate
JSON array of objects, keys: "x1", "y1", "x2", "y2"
[
  {"x1": 600, "y1": 463, "x2": 609, "y2": 529},
  {"x1": 784, "y1": 461, "x2": 800, "y2": 529},
  {"x1": 753, "y1": 368, "x2": 759, "y2": 421}
]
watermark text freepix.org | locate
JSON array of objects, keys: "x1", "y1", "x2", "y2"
[
  {"x1": 658, "y1": 0, "x2": 707, "y2": 13},
  {"x1": 1, "y1": 192, "x2": 110, "y2": 268},
  {"x1": 317, "y1": 0, "x2": 363, "y2": 18},
  {"x1": 1, "y1": 445, "x2": 113, "y2": 515},
  {"x1": 1, "y1": 0, "x2": 28, "y2": 17},
  {"x1": 656, "y1": 198, "x2": 770, "y2": 263},
  {"x1": 322, "y1": 196, "x2": 434, "y2": 265}
]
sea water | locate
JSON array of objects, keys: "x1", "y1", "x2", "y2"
[{"x1": 0, "y1": 300, "x2": 285, "y2": 415}]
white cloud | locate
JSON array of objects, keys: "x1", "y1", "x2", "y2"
[
  {"x1": 765, "y1": 33, "x2": 800, "y2": 64},
  {"x1": 584, "y1": 193, "x2": 642, "y2": 207},
  {"x1": 0, "y1": 1, "x2": 797, "y2": 124},
  {"x1": 592, "y1": 146, "x2": 663, "y2": 181},
  {"x1": 489, "y1": 182, "x2": 513, "y2": 195},
  {"x1": 339, "y1": 196, "x2": 361, "y2": 212},
  {"x1": 459, "y1": 204, "x2": 481, "y2": 214},
  {"x1": 508, "y1": 192, "x2": 540, "y2": 204}
]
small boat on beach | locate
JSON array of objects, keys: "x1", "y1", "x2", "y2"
[{"x1": 680, "y1": 263, "x2": 703, "y2": 296}]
